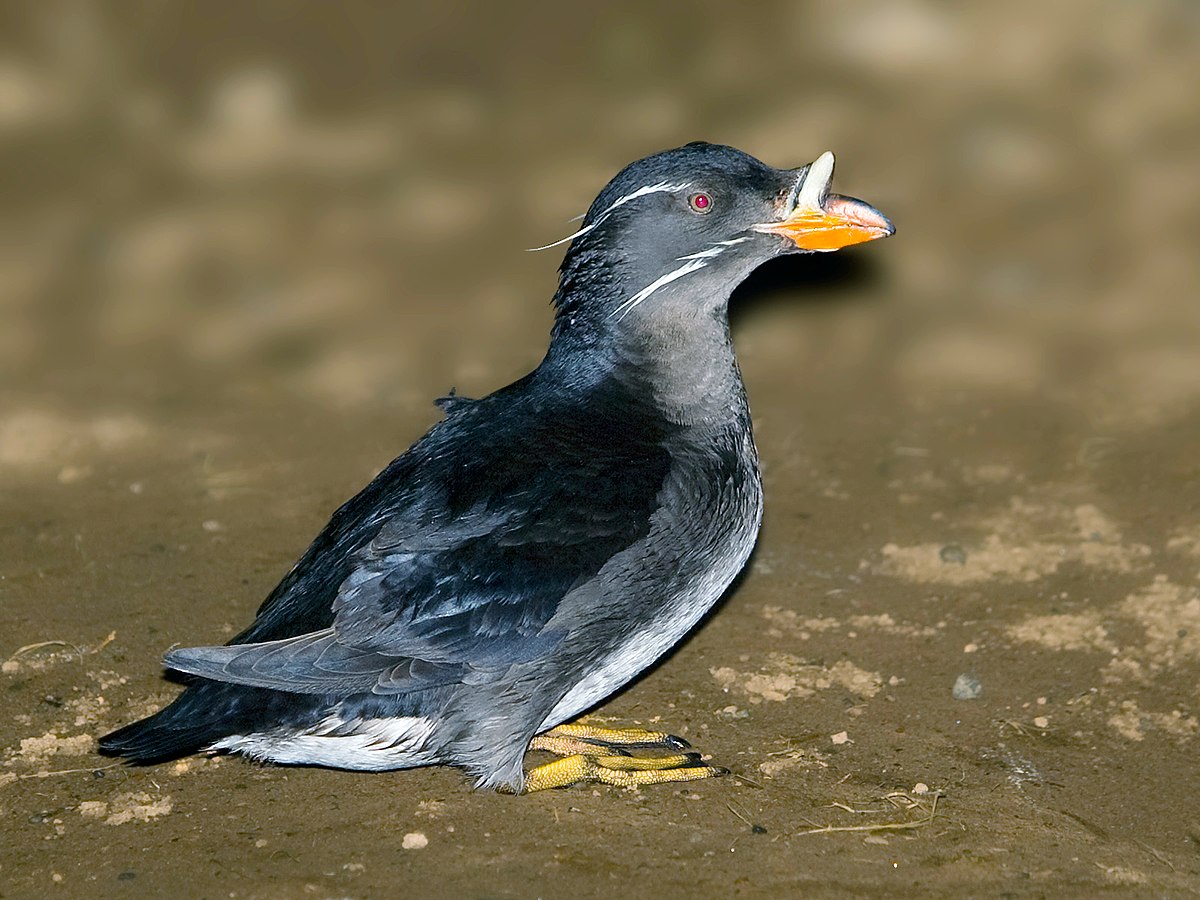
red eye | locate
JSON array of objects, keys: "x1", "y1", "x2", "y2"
[{"x1": 689, "y1": 192, "x2": 713, "y2": 213}]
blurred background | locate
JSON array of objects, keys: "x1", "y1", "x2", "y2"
[
  {"x1": 3, "y1": 2, "x2": 1195, "y2": 443},
  {"x1": 3, "y1": 2, "x2": 1200, "y2": 894}
]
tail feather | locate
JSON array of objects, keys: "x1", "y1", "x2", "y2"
[
  {"x1": 98, "y1": 714, "x2": 222, "y2": 764},
  {"x1": 99, "y1": 681, "x2": 306, "y2": 764}
]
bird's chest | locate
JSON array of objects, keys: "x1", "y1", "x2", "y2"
[
  {"x1": 538, "y1": 426, "x2": 762, "y2": 729},
  {"x1": 655, "y1": 425, "x2": 764, "y2": 614}
]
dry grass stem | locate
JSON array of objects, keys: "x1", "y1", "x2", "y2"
[{"x1": 796, "y1": 792, "x2": 942, "y2": 837}]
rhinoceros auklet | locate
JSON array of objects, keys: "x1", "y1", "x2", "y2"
[{"x1": 100, "y1": 143, "x2": 893, "y2": 792}]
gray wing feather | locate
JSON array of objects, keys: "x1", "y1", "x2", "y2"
[{"x1": 163, "y1": 630, "x2": 462, "y2": 695}]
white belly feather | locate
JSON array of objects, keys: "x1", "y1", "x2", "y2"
[{"x1": 210, "y1": 711, "x2": 436, "y2": 771}]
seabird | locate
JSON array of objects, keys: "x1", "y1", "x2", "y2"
[{"x1": 100, "y1": 142, "x2": 893, "y2": 792}]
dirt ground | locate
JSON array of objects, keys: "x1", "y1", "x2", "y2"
[{"x1": 3, "y1": 2, "x2": 1200, "y2": 897}]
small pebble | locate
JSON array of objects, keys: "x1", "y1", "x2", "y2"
[
  {"x1": 1033, "y1": 716, "x2": 1049, "y2": 729},
  {"x1": 912, "y1": 782, "x2": 929, "y2": 794},
  {"x1": 401, "y1": 832, "x2": 428, "y2": 850},
  {"x1": 831, "y1": 731, "x2": 851, "y2": 745},
  {"x1": 939, "y1": 544, "x2": 967, "y2": 565},
  {"x1": 952, "y1": 673, "x2": 983, "y2": 700}
]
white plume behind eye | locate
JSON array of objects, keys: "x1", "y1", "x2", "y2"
[
  {"x1": 527, "y1": 181, "x2": 692, "y2": 252},
  {"x1": 528, "y1": 175, "x2": 753, "y2": 322}
]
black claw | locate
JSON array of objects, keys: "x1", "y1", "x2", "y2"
[
  {"x1": 576, "y1": 737, "x2": 633, "y2": 754},
  {"x1": 613, "y1": 734, "x2": 692, "y2": 752},
  {"x1": 582, "y1": 734, "x2": 693, "y2": 753}
]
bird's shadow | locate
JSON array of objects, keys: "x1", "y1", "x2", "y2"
[{"x1": 728, "y1": 249, "x2": 885, "y2": 330}]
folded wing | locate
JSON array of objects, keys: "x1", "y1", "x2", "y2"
[{"x1": 167, "y1": 413, "x2": 672, "y2": 696}]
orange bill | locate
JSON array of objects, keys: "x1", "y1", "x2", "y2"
[{"x1": 755, "y1": 151, "x2": 894, "y2": 252}]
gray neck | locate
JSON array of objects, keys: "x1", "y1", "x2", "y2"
[{"x1": 611, "y1": 298, "x2": 748, "y2": 427}]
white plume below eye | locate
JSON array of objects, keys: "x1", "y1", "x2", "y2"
[
  {"x1": 610, "y1": 259, "x2": 708, "y2": 322},
  {"x1": 678, "y1": 237, "x2": 750, "y2": 261},
  {"x1": 677, "y1": 246, "x2": 726, "y2": 262},
  {"x1": 612, "y1": 236, "x2": 754, "y2": 320}
]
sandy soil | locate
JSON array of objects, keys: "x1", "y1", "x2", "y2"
[{"x1": 2, "y1": 2, "x2": 1199, "y2": 897}]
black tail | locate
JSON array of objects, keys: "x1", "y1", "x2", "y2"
[
  {"x1": 99, "y1": 680, "x2": 306, "y2": 763},
  {"x1": 98, "y1": 712, "x2": 221, "y2": 763}
]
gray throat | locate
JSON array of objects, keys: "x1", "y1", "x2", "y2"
[{"x1": 614, "y1": 302, "x2": 747, "y2": 426}]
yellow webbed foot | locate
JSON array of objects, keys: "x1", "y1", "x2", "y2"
[
  {"x1": 522, "y1": 752, "x2": 725, "y2": 792},
  {"x1": 522, "y1": 721, "x2": 725, "y2": 792},
  {"x1": 529, "y1": 722, "x2": 690, "y2": 756}
]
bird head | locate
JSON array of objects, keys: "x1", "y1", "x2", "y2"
[{"x1": 547, "y1": 142, "x2": 893, "y2": 333}]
